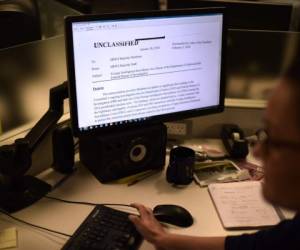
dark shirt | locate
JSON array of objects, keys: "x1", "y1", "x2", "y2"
[{"x1": 225, "y1": 214, "x2": 300, "y2": 250}]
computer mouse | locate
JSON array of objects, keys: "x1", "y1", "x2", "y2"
[{"x1": 153, "y1": 204, "x2": 194, "y2": 228}]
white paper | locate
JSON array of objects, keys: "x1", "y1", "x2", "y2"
[{"x1": 208, "y1": 181, "x2": 281, "y2": 228}]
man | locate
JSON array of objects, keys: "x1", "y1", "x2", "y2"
[{"x1": 129, "y1": 43, "x2": 300, "y2": 250}]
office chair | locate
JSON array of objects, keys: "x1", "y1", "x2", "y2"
[{"x1": 0, "y1": 0, "x2": 41, "y2": 49}]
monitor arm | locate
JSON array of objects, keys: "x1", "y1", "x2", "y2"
[
  {"x1": 0, "y1": 81, "x2": 69, "y2": 212},
  {"x1": 26, "y1": 81, "x2": 68, "y2": 151}
]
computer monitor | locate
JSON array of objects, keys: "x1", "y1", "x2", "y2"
[
  {"x1": 168, "y1": 0, "x2": 292, "y2": 31},
  {"x1": 65, "y1": 8, "x2": 226, "y2": 136}
]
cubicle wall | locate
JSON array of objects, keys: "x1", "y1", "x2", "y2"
[
  {"x1": 1, "y1": 0, "x2": 300, "y2": 177},
  {"x1": 167, "y1": 0, "x2": 293, "y2": 31},
  {"x1": 0, "y1": 29, "x2": 299, "y2": 176},
  {"x1": 1, "y1": 0, "x2": 297, "y2": 134},
  {"x1": 37, "y1": 0, "x2": 81, "y2": 38},
  {"x1": 0, "y1": 30, "x2": 299, "y2": 135},
  {"x1": 0, "y1": 36, "x2": 67, "y2": 133},
  {"x1": 226, "y1": 29, "x2": 295, "y2": 101}
]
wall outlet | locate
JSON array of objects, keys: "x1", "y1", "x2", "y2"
[{"x1": 165, "y1": 121, "x2": 188, "y2": 136}]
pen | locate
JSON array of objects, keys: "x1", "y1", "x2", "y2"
[{"x1": 127, "y1": 170, "x2": 159, "y2": 186}]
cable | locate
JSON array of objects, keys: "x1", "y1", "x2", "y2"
[
  {"x1": 0, "y1": 209, "x2": 72, "y2": 237},
  {"x1": 0, "y1": 197, "x2": 134, "y2": 240},
  {"x1": 44, "y1": 195, "x2": 133, "y2": 209}
]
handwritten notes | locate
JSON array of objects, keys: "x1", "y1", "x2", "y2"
[{"x1": 208, "y1": 181, "x2": 281, "y2": 229}]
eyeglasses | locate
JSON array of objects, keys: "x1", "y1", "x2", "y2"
[{"x1": 256, "y1": 129, "x2": 300, "y2": 152}]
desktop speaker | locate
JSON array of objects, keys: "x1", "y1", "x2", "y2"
[
  {"x1": 52, "y1": 124, "x2": 75, "y2": 174},
  {"x1": 79, "y1": 123, "x2": 167, "y2": 183}
]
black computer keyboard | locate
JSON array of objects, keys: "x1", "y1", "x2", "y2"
[{"x1": 62, "y1": 205, "x2": 143, "y2": 250}]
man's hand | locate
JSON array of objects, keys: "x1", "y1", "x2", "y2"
[
  {"x1": 129, "y1": 203, "x2": 167, "y2": 248},
  {"x1": 129, "y1": 203, "x2": 225, "y2": 250}
]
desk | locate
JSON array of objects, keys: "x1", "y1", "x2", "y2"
[{"x1": 0, "y1": 138, "x2": 294, "y2": 250}]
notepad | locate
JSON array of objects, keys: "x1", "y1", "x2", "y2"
[
  {"x1": 208, "y1": 181, "x2": 282, "y2": 229},
  {"x1": 0, "y1": 227, "x2": 17, "y2": 249}
]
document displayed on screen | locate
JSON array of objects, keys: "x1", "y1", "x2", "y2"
[{"x1": 72, "y1": 14, "x2": 223, "y2": 129}]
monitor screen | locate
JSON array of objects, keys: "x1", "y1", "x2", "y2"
[{"x1": 65, "y1": 8, "x2": 226, "y2": 136}]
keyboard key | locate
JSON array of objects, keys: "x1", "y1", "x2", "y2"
[{"x1": 61, "y1": 205, "x2": 143, "y2": 250}]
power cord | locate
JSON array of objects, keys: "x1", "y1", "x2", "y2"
[
  {"x1": 0, "y1": 197, "x2": 134, "y2": 239},
  {"x1": 44, "y1": 195, "x2": 133, "y2": 209},
  {"x1": 0, "y1": 209, "x2": 72, "y2": 237}
]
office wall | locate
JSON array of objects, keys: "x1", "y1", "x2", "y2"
[
  {"x1": 1, "y1": 27, "x2": 299, "y2": 136},
  {"x1": 0, "y1": 36, "x2": 67, "y2": 132},
  {"x1": 190, "y1": 106, "x2": 264, "y2": 138}
]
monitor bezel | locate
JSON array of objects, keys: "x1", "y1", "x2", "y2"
[{"x1": 65, "y1": 8, "x2": 227, "y2": 136}]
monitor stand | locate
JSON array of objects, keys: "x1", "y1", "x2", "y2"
[{"x1": 0, "y1": 175, "x2": 51, "y2": 213}]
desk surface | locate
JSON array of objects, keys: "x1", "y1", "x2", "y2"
[{"x1": 0, "y1": 139, "x2": 294, "y2": 250}]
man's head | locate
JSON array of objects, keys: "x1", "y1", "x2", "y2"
[{"x1": 254, "y1": 44, "x2": 300, "y2": 210}]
